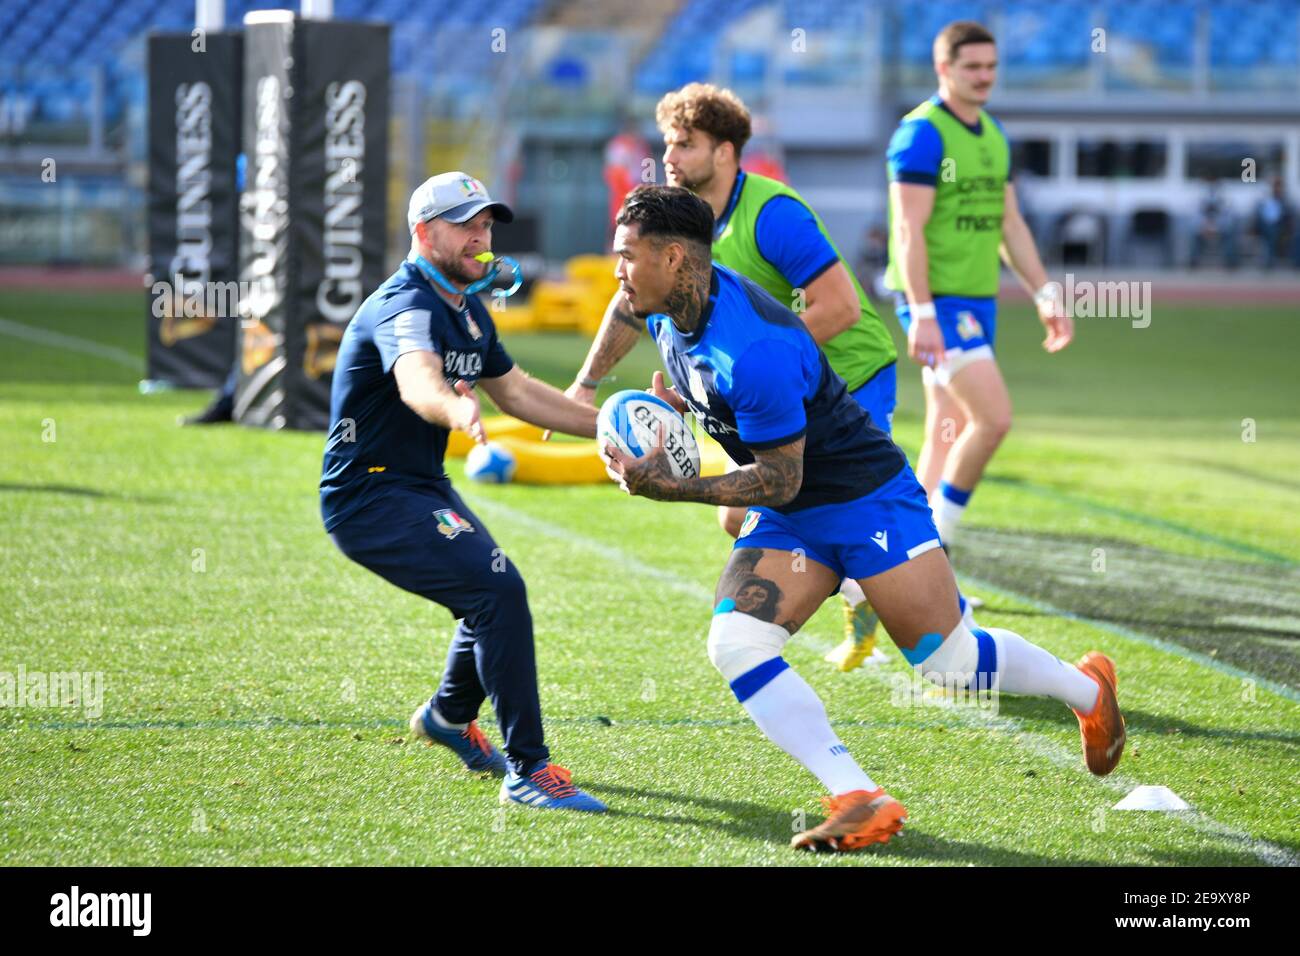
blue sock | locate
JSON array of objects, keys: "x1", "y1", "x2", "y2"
[{"x1": 939, "y1": 480, "x2": 973, "y2": 506}]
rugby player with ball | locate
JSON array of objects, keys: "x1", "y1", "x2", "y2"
[{"x1": 597, "y1": 186, "x2": 1125, "y2": 851}]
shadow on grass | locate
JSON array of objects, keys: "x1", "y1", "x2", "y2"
[
  {"x1": 991, "y1": 696, "x2": 1300, "y2": 749},
  {"x1": 582, "y1": 781, "x2": 1087, "y2": 865},
  {"x1": 583, "y1": 781, "x2": 1281, "y2": 866},
  {"x1": 985, "y1": 604, "x2": 1300, "y2": 642},
  {"x1": 1121, "y1": 707, "x2": 1300, "y2": 749},
  {"x1": 0, "y1": 481, "x2": 168, "y2": 503},
  {"x1": 0, "y1": 482, "x2": 108, "y2": 497},
  {"x1": 1173, "y1": 458, "x2": 1300, "y2": 494}
]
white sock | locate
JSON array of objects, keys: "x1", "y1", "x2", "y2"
[
  {"x1": 930, "y1": 481, "x2": 972, "y2": 545},
  {"x1": 427, "y1": 702, "x2": 468, "y2": 731},
  {"x1": 741, "y1": 664, "x2": 878, "y2": 795},
  {"x1": 839, "y1": 577, "x2": 866, "y2": 606},
  {"x1": 986, "y1": 627, "x2": 1099, "y2": 713},
  {"x1": 930, "y1": 496, "x2": 965, "y2": 544}
]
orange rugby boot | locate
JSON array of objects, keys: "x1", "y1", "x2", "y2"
[
  {"x1": 791, "y1": 788, "x2": 907, "y2": 852},
  {"x1": 1073, "y1": 652, "x2": 1126, "y2": 776}
]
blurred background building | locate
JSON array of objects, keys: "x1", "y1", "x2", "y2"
[{"x1": 2, "y1": 0, "x2": 1299, "y2": 275}]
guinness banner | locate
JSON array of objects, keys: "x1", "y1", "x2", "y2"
[
  {"x1": 145, "y1": 32, "x2": 243, "y2": 389},
  {"x1": 236, "y1": 14, "x2": 390, "y2": 430}
]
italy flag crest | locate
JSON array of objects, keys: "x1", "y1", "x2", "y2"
[{"x1": 434, "y1": 509, "x2": 475, "y2": 538}]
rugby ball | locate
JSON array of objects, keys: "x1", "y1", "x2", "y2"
[
  {"x1": 465, "y1": 441, "x2": 517, "y2": 483},
  {"x1": 597, "y1": 389, "x2": 701, "y2": 479}
]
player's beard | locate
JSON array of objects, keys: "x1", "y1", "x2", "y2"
[
  {"x1": 622, "y1": 283, "x2": 655, "y2": 319},
  {"x1": 668, "y1": 163, "x2": 713, "y2": 194},
  {"x1": 430, "y1": 248, "x2": 485, "y2": 287}
]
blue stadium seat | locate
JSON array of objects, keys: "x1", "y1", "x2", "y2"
[
  {"x1": 635, "y1": 0, "x2": 769, "y2": 94},
  {"x1": 1002, "y1": 0, "x2": 1092, "y2": 72},
  {"x1": 1104, "y1": 1, "x2": 1195, "y2": 65},
  {"x1": 893, "y1": 0, "x2": 992, "y2": 60},
  {"x1": 1210, "y1": 0, "x2": 1298, "y2": 66}
]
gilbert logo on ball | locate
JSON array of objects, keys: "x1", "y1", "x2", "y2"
[
  {"x1": 597, "y1": 389, "x2": 701, "y2": 480},
  {"x1": 465, "y1": 441, "x2": 517, "y2": 484}
]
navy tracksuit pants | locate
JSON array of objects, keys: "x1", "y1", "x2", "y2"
[{"x1": 330, "y1": 479, "x2": 548, "y2": 775}]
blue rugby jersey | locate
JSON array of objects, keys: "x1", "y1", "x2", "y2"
[
  {"x1": 320, "y1": 257, "x2": 513, "y2": 531},
  {"x1": 646, "y1": 264, "x2": 906, "y2": 513}
]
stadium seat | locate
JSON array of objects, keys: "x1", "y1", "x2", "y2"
[
  {"x1": 1054, "y1": 209, "x2": 1108, "y2": 267},
  {"x1": 634, "y1": 0, "x2": 769, "y2": 94},
  {"x1": 1126, "y1": 209, "x2": 1175, "y2": 268}
]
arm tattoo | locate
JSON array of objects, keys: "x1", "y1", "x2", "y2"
[
  {"x1": 610, "y1": 293, "x2": 640, "y2": 329},
  {"x1": 637, "y1": 438, "x2": 805, "y2": 507},
  {"x1": 582, "y1": 294, "x2": 641, "y2": 381}
]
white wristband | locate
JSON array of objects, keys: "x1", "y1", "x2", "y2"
[
  {"x1": 1033, "y1": 283, "x2": 1058, "y2": 307},
  {"x1": 911, "y1": 301, "x2": 937, "y2": 321}
]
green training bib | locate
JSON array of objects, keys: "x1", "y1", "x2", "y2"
[
  {"x1": 713, "y1": 172, "x2": 896, "y2": 391},
  {"x1": 886, "y1": 100, "x2": 1009, "y2": 299}
]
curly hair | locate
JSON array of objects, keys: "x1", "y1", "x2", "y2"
[{"x1": 655, "y1": 83, "x2": 752, "y2": 158}]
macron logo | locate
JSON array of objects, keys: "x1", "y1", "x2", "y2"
[
  {"x1": 50, "y1": 886, "x2": 151, "y2": 937},
  {"x1": 871, "y1": 531, "x2": 889, "y2": 552}
]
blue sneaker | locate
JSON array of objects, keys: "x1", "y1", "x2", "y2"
[
  {"x1": 499, "y1": 763, "x2": 608, "y2": 813},
  {"x1": 408, "y1": 701, "x2": 508, "y2": 777}
]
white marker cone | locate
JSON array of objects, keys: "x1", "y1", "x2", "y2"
[{"x1": 1113, "y1": 785, "x2": 1191, "y2": 811}]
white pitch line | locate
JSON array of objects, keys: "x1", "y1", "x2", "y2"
[
  {"x1": 0, "y1": 315, "x2": 141, "y2": 370},
  {"x1": 469, "y1": 496, "x2": 714, "y2": 604},
  {"x1": 467, "y1": 493, "x2": 1299, "y2": 866},
  {"x1": 847, "y1": 664, "x2": 1299, "y2": 867}
]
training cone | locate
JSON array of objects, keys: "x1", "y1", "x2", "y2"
[{"x1": 1113, "y1": 785, "x2": 1190, "y2": 811}]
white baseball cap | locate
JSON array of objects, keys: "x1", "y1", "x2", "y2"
[{"x1": 407, "y1": 171, "x2": 514, "y2": 234}]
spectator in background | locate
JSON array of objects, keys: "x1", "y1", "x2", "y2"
[
  {"x1": 743, "y1": 115, "x2": 788, "y2": 183},
  {"x1": 858, "y1": 223, "x2": 891, "y2": 300},
  {"x1": 1254, "y1": 175, "x2": 1297, "y2": 270},
  {"x1": 603, "y1": 119, "x2": 652, "y2": 234},
  {"x1": 1190, "y1": 178, "x2": 1239, "y2": 270}
]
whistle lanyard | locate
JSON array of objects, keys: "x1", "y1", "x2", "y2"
[{"x1": 408, "y1": 253, "x2": 523, "y2": 300}]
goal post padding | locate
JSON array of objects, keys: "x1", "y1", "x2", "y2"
[
  {"x1": 236, "y1": 15, "x2": 390, "y2": 430},
  {"x1": 145, "y1": 31, "x2": 243, "y2": 389}
]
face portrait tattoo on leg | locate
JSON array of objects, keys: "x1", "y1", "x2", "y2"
[{"x1": 733, "y1": 576, "x2": 781, "y2": 621}]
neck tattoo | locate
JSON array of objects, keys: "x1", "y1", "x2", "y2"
[{"x1": 666, "y1": 261, "x2": 711, "y2": 335}]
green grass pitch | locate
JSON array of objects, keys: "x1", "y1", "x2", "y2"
[{"x1": 1, "y1": 287, "x2": 1297, "y2": 866}]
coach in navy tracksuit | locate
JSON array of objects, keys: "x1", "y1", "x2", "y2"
[{"x1": 321, "y1": 171, "x2": 607, "y2": 812}]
